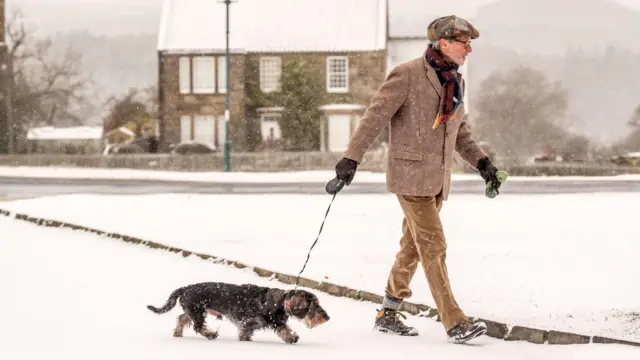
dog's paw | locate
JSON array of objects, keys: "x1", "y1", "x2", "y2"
[
  {"x1": 203, "y1": 332, "x2": 219, "y2": 340},
  {"x1": 285, "y1": 333, "x2": 299, "y2": 344}
]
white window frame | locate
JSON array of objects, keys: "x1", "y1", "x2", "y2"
[
  {"x1": 193, "y1": 115, "x2": 216, "y2": 149},
  {"x1": 180, "y1": 115, "x2": 192, "y2": 142},
  {"x1": 326, "y1": 56, "x2": 349, "y2": 93},
  {"x1": 178, "y1": 57, "x2": 191, "y2": 94},
  {"x1": 192, "y1": 56, "x2": 216, "y2": 94},
  {"x1": 259, "y1": 57, "x2": 282, "y2": 93}
]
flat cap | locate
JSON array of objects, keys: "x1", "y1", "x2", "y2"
[{"x1": 427, "y1": 15, "x2": 479, "y2": 41}]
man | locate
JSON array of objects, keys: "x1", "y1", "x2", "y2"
[{"x1": 331, "y1": 15, "x2": 502, "y2": 344}]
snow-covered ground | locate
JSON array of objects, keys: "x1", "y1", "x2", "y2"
[
  {"x1": 0, "y1": 214, "x2": 638, "y2": 359},
  {"x1": 2, "y1": 192, "x2": 639, "y2": 343},
  {"x1": 1, "y1": 166, "x2": 640, "y2": 183}
]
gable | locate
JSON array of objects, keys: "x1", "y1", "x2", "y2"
[{"x1": 158, "y1": 0, "x2": 387, "y2": 53}]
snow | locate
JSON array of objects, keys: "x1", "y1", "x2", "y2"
[
  {"x1": 26, "y1": 126, "x2": 103, "y2": 140},
  {"x1": 1, "y1": 214, "x2": 638, "y2": 359},
  {"x1": 2, "y1": 192, "x2": 639, "y2": 344},
  {"x1": 157, "y1": 0, "x2": 387, "y2": 53},
  {"x1": 1, "y1": 166, "x2": 640, "y2": 183}
]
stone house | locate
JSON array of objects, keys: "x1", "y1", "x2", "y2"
[{"x1": 156, "y1": 0, "x2": 388, "y2": 152}]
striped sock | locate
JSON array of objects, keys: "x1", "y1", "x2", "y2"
[{"x1": 382, "y1": 296, "x2": 402, "y2": 310}]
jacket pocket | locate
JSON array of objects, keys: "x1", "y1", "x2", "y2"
[{"x1": 390, "y1": 148, "x2": 423, "y2": 161}]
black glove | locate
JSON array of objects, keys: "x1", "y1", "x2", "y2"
[
  {"x1": 326, "y1": 157, "x2": 358, "y2": 194},
  {"x1": 477, "y1": 156, "x2": 501, "y2": 193},
  {"x1": 335, "y1": 157, "x2": 358, "y2": 185}
]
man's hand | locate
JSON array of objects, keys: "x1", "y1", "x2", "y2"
[
  {"x1": 326, "y1": 157, "x2": 359, "y2": 195},
  {"x1": 335, "y1": 157, "x2": 358, "y2": 185},
  {"x1": 477, "y1": 156, "x2": 501, "y2": 194}
]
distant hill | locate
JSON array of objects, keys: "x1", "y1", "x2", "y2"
[
  {"x1": 473, "y1": 0, "x2": 640, "y2": 55},
  {"x1": 11, "y1": 0, "x2": 161, "y2": 36}
]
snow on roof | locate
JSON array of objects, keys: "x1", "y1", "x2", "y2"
[
  {"x1": 27, "y1": 126, "x2": 104, "y2": 141},
  {"x1": 157, "y1": 0, "x2": 387, "y2": 53}
]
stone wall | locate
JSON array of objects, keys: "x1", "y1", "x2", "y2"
[
  {"x1": 158, "y1": 49, "x2": 387, "y2": 152},
  {"x1": 245, "y1": 50, "x2": 386, "y2": 107},
  {"x1": 158, "y1": 52, "x2": 246, "y2": 150},
  {"x1": 0, "y1": 151, "x2": 390, "y2": 172},
  {"x1": 0, "y1": 152, "x2": 638, "y2": 176}
]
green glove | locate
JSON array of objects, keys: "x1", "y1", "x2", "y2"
[{"x1": 485, "y1": 170, "x2": 509, "y2": 199}]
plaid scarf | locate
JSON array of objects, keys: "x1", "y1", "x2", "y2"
[{"x1": 425, "y1": 45, "x2": 462, "y2": 129}]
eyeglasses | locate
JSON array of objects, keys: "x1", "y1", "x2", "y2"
[{"x1": 450, "y1": 38, "x2": 472, "y2": 49}]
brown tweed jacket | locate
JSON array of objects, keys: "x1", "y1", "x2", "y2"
[{"x1": 344, "y1": 52, "x2": 487, "y2": 200}]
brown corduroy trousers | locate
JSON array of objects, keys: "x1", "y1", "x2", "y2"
[{"x1": 384, "y1": 194, "x2": 468, "y2": 332}]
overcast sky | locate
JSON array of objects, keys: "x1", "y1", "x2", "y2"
[
  {"x1": 29, "y1": 0, "x2": 640, "y2": 11},
  {"x1": 14, "y1": 0, "x2": 640, "y2": 37}
]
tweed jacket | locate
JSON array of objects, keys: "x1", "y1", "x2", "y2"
[{"x1": 343, "y1": 52, "x2": 487, "y2": 200}]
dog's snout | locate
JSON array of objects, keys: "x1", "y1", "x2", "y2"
[{"x1": 319, "y1": 308, "x2": 330, "y2": 321}]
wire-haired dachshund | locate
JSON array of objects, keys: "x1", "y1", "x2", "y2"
[{"x1": 147, "y1": 282, "x2": 330, "y2": 344}]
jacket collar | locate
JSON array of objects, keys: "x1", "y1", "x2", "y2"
[{"x1": 422, "y1": 50, "x2": 442, "y2": 97}]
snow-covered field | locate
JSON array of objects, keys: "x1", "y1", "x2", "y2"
[
  {"x1": 1, "y1": 165, "x2": 640, "y2": 183},
  {"x1": 1, "y1": 192, "x2": 639, "y2": 343},
  {"x1": 0, "y1": 214, "x2": 638, "y2": 359}
]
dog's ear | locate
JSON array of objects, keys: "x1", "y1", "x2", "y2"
[
  {"x1": 283, "y1": 290, "x2": 310, "y2": 317},
  {"x1": 284, "y1": 290, "x2": 295, "y2": 301}
]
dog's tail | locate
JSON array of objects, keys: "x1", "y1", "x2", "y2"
[{"x1": 147, "y1": 287, "x2": 186, "y2": 314}]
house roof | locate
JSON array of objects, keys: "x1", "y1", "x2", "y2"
[{"x1": 157, "y1": 0, "x2": 387, "y2": 53}]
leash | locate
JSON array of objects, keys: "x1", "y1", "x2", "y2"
[{"x1": 293, "y1": 178, "x2": 345, "y2": 289}]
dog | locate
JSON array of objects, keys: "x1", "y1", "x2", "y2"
[{"x1": 147, "y1": 282, "x2": 330, "y2": 344}]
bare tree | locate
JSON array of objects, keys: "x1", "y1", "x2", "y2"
[
  {"x1": 612, "y1": 104, "x2": 640, "y2": 154},
  {"x1": 103, "y1": 86, "x2": 156, "y2": 137},
  {"x1": 628, "y1": 104, "x2": 640, "y2": 128},
  {"x1": 1, "y1": 8, "x2": 91, "y2": 153},
  {"x1": 472, "y1": 66, "x2": 571, "y2": 160}
]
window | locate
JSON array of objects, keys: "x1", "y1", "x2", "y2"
[
  {"x1": 193, "y1": 115, "x2": 216, "y2": 148},
  {"x1": 179, "y1": 57, "x2": 191, "y2": 94},
  {"x1": 260, "y1": 57, "x2": 281, "y2": 92},
  {"x1": 177, "y1": 55, "x2": 228, "y2": 94},
  {"x1": 326, "y1": 56, "x2": 349, "y2": 93},
  {"x1": 180, "y1": 115, "x2": 192, "y2": 142},
  {"x1": 260, "y1": 113, "x2": 282, "y2": 141},
  {"x1": 192, "y1": 56, "x2": 215, "y2": 94},
  {"x1": 181, "y1": 114, "x2": 225, "y2": 149}
]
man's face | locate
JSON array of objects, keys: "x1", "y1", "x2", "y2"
[{"x1": 440, "y1": 36, "x2": 472, "y2": 65}]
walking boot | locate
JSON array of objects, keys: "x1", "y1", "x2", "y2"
[
  {"x1": 373, "y1": 308, "x2": 418, "y2": 336},
  {"x1": 447, "y1": 319, "x2": 487, "y2": 344}
]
